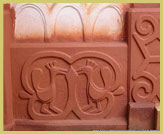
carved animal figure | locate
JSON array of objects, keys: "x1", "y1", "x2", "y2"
[
  {"x1": 77, "y1": 59, "x2": 113, "y2": 113},
  {"x1": 32, "y1": 61, "x2": 67, "y2": 114}
]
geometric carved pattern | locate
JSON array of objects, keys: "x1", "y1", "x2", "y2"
[
  {"x1": 19, "y1": 51, "x2": 125, "y2": 120},
  {"x1": 129, "y1": 8, "x2": 160, "y2": 103}
]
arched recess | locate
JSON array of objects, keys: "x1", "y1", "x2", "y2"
[
  {"x1": 14, "y1": 4, "x2": 47, "y2": 41},
  {"x1": 91, "y1": 5, "x2": 123, "y2": 41},
  {"x1": 51, "y1": 5, "x2": 85, "y2": 41}
]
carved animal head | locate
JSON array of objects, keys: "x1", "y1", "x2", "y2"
[{"x1": 76, "y1": 59, "x2": 98, "y2": 75}]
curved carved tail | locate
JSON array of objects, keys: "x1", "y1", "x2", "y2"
[{"x1": 100, "y1": 66, "x2": 112, "y2": 89}]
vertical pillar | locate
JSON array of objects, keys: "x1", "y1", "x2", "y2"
[
  {"x1": 4, "y1": 4, "x2": 14, "y2": 130},
  {"x1": 127, "y1": 7, "x2": 160, "y2": 130},
  {"x1": 155, "y1": 103, "x2": 160, "y2": 130}
]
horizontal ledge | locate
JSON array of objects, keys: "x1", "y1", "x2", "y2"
[
  {"x1": 129, "y1": 102, "x2": 155, "y2": 109},
  {"x1": 10, "y1": 41, "x2": 127, "y2": 48},
  {"x1": 15, "y1": 117, "x2": 127, "y2": 126},
  {"x1": 14, "y1": 118, "x2": 127, "y2": 131},
  {"x1": 128, "y1": 7, "x2": 160, "y2": 13}
]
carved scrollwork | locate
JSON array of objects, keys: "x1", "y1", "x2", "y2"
[
  {"x1": 19, "y1": 51, "x2": 125, "y2": 120},
  {"x1": 132, "y1": 74, "x2": 157, "y2": 102},
  {"x1": 136, "y1": 15, "x2": 158, "y2": 37},
  {"x1": 131, "y1": 12, "x2": 160, "y2": 103}
]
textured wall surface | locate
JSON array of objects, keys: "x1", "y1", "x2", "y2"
[{"x1": 10, "y1": 3, "x2": 130, "y2": 42}]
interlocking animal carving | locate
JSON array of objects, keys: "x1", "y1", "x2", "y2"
[
  {"x1": 19, "y1": 51, "x2": 125, "y2": 120},
  {"x1": 77, "y1": 60, "x2": 114, "y2": 113},
  {"x1": 32, "y1": 61, "x2": 67, "y2": 114}
]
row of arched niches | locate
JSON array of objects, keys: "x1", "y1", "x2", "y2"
[{"x1": 10, "y1": 3, "x2": 131, "y2": 42}]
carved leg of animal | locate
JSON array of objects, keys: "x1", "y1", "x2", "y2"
[
  {"x1": 82, "y1": 99, "x2": 94, "y2": 111},
  {"x1": 90, "y1": 102, "x2": 102, "y2": 113},
  {"x1": 49, "y1": 101, "x2": 63, "y2": 114},
  {"x1": 97, "y1": 102, "x2": 102, "y2": 112},
  {"x1": 40, "y1": 103, "x2": 52, "y2": 114}
]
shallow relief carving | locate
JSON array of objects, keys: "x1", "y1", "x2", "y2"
[
  {"x1": 11, "y1": 3, "x2": 130, "y2": 41},
  {"x1": 130, "y1": 9, "x2": 160, "y2": 103},
  {"x1": 19, "y1": 51, "x2": 125, "y2": 120}
]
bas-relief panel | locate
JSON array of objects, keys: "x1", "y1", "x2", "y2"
[
  {"x1": 10, "y1": 44, "x2": 127, "y2": 120},
  {"x1": 4, "y1": 3, "x2": 160, "y2": 130},
  {"x1": 20, "y1": 51, "x2": 125, "y2": 119},
  {"x1": 129, "y1": 8, "x2": 160, "y2": 103}
]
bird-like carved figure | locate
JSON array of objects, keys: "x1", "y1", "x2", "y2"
[
  {"x1": 31, "y1": 61, "x2": 67, "y2": 114},
  {"x1": 77, "y1": 59, "x2": 113, "y2": 113}
]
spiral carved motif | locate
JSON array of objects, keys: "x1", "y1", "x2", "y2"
[
  {"x1": 132, "y1": 12, "x2": 160, "y2": 103},
  {"x1": 132, "y1": 75, "x2": 156, "y2": 102},
  {"x1": 136, "y1": 15, "x2": 157, "y2": 36}
]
